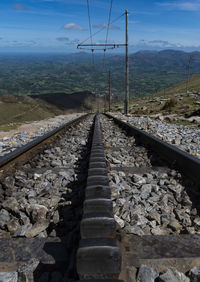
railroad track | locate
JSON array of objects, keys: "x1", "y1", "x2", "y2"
[
  {"x1": 0, "y1": 114, "x2": 121, "y2": 282},
  {"x1": 102, "y1": 113, "x2": 200, "y2": 282},
  {"x1": 0, "y1": 113, "x2": 200, "y2": 281}
]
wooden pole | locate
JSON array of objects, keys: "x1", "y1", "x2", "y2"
[
  {"x1": 186, "y1": 56, "x2": 192, "y2": 94},
  {"x1": 125, "y1": 9, "x2": 129, "y2": 115},
  {"x1": 109, "y1": 70, "x2": 111, "y2": 112},
  {"x1": 105, "y1": 80, "x2": 107, "y2": 112}
]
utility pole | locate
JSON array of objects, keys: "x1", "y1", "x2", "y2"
[
  {"x1": 124, "y1": 9, "x2": 129, "y2": 115},
  {"x1": 186, "y1": 56, "x2": 192, "y2": 94},
  {"x1": 108, "y1": 70, "x2": 111, "y2": 112},
  {"x1": 104, "y1": 80, "x2": 107, "y2": 112},
  {"x1": 77, "y1": 9, "x2": 129, "y2": 114}
]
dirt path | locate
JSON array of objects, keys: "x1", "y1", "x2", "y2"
[{"x1": 0, "y1": 113, "x2": 83, "y2": 140}]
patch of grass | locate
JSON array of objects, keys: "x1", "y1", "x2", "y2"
[
  {"x1": 165, "y1": 118, "x2": 198, "y2": 128},
  {"x1": 0, "y1": 123, "x2": 21, "y2": 132},
  {"x1": 0, "y1": 95, "x2": 64, "y2": 126}
]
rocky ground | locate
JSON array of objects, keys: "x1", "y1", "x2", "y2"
[
  {"x1": 0, "y1": 115, "x2": 94, "y2": 281},
  {"x1": 132, "y1": 264, "x2": 200, "y2": 282},
  {"x1": 101, "y1": 115, "x2": 200, "y2": 281},
  {"x1": 0, "y1": 113, "x2": 84, "y2": 157},
  {"x1": 111, "y1": 113, "x2": 200, "y2": 159},
  {"x1": 101, "y1": 115, "x2": 200, "y2": 236}
]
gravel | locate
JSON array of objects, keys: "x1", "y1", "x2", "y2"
[
  {"x1": 0, "y1": 115, "x2": 93, "y2": 239},
  {"x1": 101, "y1": 115, "x2": 200, "y2": 236},
  {"x1": 0, "y1": 113, "x2": 84, "y2": 157},
  {"x1": 111, "y1": 113, "x2": 200, "y2": 159},
  {"x1": 136, "y1": 265, "x2": 191, "y2": 282}
]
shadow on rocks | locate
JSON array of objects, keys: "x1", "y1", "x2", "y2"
[{"x1": 33, "y1": 121, "x2": 94, "y2": 282}]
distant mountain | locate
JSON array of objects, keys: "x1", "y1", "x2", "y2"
[{"x1": 0, "y1": 50, "x2": 200, "y2": 98}]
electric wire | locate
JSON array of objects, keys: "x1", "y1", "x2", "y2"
[
  {"x1": 103, "y1": 0, "x2": 113, "y2": 68},
  {"x1": 78, "y1": 12, "x2": 124, "y2": 47},
  {"x1": 86, "y1": 0, "x2": 94, "y2": 65},
  {"x1": 86, "y1": 0, "x2": 96, "y2": 93},
  {"x1": 82, "y1": 4, "x2": 124, "y2": 96}
]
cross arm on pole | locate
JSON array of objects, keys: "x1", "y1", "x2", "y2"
[{"x1": 77, "y1": 43, "x2": 127, "y2": 48}]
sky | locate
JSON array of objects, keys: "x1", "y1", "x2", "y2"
[{"x1": 1, "y1": 0, "x2": 200, "y2": 53}]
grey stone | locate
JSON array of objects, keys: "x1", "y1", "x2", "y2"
[
  {"x1": 18, "y1": 258, "x2": 40, "y2": 282},
  {"x1": 114, "y1": 215, "x2": 125, "y2": 228},
  {"x1": 159, "y1": 268, "x2": 190, "y2": 282},
  {"x1": 144, "y1": 173, "x2": 154, "y2": 183},
  {"x1": 194, "y1": 217, "x2": 200, "y2": 226},
  {"x1": 141, "y1": 184, "x2": 152, "y2": 194},
  {"x1": 0, "y1": 209, "x2": 10, "y2": 228},
  {"x1": 147, "y1": 211, "x2": 161, "y2": 224},
  {"x1": 137, "y1": 265, "x2": 159, "y2": 282},
  {"x1": 14, "y1": 223, "x2": 33, "y2": 237},
  {"x1": 25, "y1": 221, "x2": 49, "y2": 238},
  {"x1": 132, "y1": 174, "x2": 146, "y2": 184},
  {"x1": 6, "y1": 217, "x2": 21, "y2": 234},
  {"x1": 30, "y1": 204, "x2": 48, "y2": 223},
  {"x1": 168, "y1": 220, "x2": 182, "y2": 233},
  {"x1": 2, "y1": 197, "x2": 19, "y2": 213},
  {"x1": 3, "y1": 176, "x2": 15, "y2": 189},
  {"x1": 127, "y1": 266, "x2": 137, "y2": 282},
  {"x1": 188, "y1": 267, "x2": 200, "y2": 282},
  {"x1": 27, "y1": 190, "x2": 36, "y2": 198},
  {"x1": 0, "y1": 272, "x2": 18, "y2": 282},
  {"x1": 51, "y1": 160, "x2": 62, "y2": 167},
  {"x1": 33, "y1": 173, "x2": 42, "y2": 180},
  {"x1": 53, "y1": 210, "x2": 60, "y2": 224},
  {"x1": 0, "y1": 229, "x2": 10, "y2": 238},
  {"x1": 151, "y1": 226, "x2": 169, "y2": 235},
  {"x1": 125, "y1": 226, "x2": 144, "y2": 236}
]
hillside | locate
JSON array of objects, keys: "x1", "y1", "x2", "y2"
[
  {"x1": 112, "y1": 74, "x2": 200, "y2": 122},
  {"x1": 30, "y1": 91, "x2": 93, "y2": 111},
  {"x1": 156, "y1": 73, "x2": 200, "y2": 96},
  {"x1": 0, "y1": 91, "x2": 94, "y2": 130},
  {"x1": 0, "y1": 50, "x2": 200, "y2": 98}
]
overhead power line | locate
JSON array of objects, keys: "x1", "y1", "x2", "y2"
[
  {"x1": 86, "y1": 0, "x2": 94, "y2": 65},
  {"x1": 78, "y1": 13, "x2": 125, "y2": 47},
  {"x1": 103, "y1": 0, "x2": 113, "y2": 68}
]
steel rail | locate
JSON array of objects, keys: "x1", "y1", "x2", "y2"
[
  {"x1": 105, "y1": 113, "x2": 200, "y2": 183},
  {"x1": 0, "y1": 114, "x2": 89, "y2": 178}
]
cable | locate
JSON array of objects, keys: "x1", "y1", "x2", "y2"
[
  {"x1": 103, "y1": 0, "x2": 113, "y2": 68},
  {"x1": 86, "y1": 0, "x2": 96, "y2": 93},
  {"x1": 79, "y1": 12, "x2": 124, "y2": 46},
  {"x1": 86, "y1": 0, "x2": 95, "y2": 65}
]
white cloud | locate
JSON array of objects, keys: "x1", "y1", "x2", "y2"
[
  {"x1": 63, "y1": 23, "x2": 84, "y2": 31},
  {"x1": 157, "y1": 1, "x2": 200, "y2": 11},
  {"x1": 134, "y1": 39, "x2": 183, "y2": 49},
  {"x1": 148, "y1": 40, "x2": 179, "y2": 47},
  {"x1": 131, "y1": 39, "x2": 200, "y2": 52}
]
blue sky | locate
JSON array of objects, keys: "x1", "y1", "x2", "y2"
[{"x1": 1, "y1": 0, "x2": 200, "y2": 53}]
